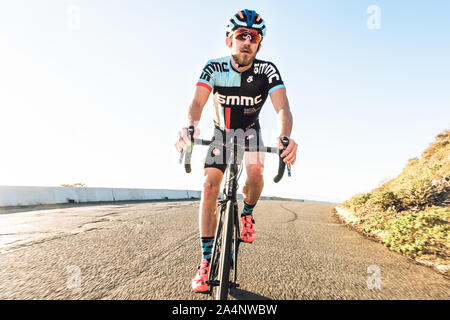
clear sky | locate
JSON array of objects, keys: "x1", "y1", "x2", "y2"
[{"x1": 0, "y1": 0, "x2": 449, "y2": 203}]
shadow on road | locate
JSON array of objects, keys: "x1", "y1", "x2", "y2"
[{"x1": 229, "y1": 288, "x2": 271, "y2": 300}]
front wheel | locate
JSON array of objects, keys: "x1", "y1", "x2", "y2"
[{"x1": 216, "y1": 200, "x2": 235, "y2": 300}]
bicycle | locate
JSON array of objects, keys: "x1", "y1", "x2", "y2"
[{"x1": 180, "y1": 126, "x2": 291, "y2": 300}]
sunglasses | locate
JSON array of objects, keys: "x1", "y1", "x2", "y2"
[{"x1": 232, "y1": 29, "x2": 262, "y2": 44}]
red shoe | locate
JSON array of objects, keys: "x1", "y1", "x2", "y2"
[
  {"x1": 191, "y1": 259, "x2": 211, "y2": 293},
  {"x1": 240, "y1": 215, "x2": 256, "y2": 243}
]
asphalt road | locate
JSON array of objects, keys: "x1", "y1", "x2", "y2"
[{"x1": 0, "y1": 200, "x2": 448, "y2": 299}]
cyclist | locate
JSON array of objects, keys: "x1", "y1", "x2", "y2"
[{"x1": 175, "y1": 9, "x2": 298, "y2": 293}]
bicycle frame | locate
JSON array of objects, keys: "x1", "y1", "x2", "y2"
[{"x1": 181, "y1": 127, "x2": 291, "y2": 300}]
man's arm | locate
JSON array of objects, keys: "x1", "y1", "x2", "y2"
[
  {"x1": 175, "y1": 85, "x2": 211, "y2": 153},
  {"x1": 187, "y1": 85, "x2": 211, "y2": 126},
  {"x1": 270, "y1": 88, "x2": 298, "y2": 165},
  {"x1": 270, "y1": 88, "x2": 293, "y2": 137}
]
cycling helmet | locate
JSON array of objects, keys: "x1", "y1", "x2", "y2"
[{"x1": 226, "y1": 9, "x2": 266, "y2": 37}]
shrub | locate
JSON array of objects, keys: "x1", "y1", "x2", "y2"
[
  {"x1": 396, "y1": 178, "x2": 443, "y2": 211},
  {"x1": 366, "y1": 190, "x2": 401, "y2": 212},
  {"x1": 384, "y1": 208, "x2": 449, "y2": 257},
  {"x1": 61, "y1": 183, "x2": 86, "y2": 187}
]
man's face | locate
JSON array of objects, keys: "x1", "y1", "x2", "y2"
[{"x1": 228, "y1": 27, "x2": 261, "y2": 67}]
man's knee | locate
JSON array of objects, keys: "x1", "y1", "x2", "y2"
[
  {"x1": 202, "y1": 180, "x2": 220, "y2": 196},
  {"x1": 202, "y1": 169, "x2": 223, "y2": 199},
  {"x1": 246, "y1": 164, "x2": 264, "y2": 181}
]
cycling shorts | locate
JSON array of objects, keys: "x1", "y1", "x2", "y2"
[{"x1": 204, "y1": 125, "x2": 264, "y2": 173}]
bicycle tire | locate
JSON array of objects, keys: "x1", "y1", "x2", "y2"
[
  {"x1": 233, "y1": 202, "x2": 239, "y2": 282},
  {"x1": 209, "y1": 203, "x2": 225, "y2": 292},
  {"x1": 216, "y1": 200, "x2": 235, "y2": 300}
]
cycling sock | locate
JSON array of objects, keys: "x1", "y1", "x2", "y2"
[
  {"x1": 241, "y1": 201, "x2": 256, "y2": 217},
  {"x1": 201, "y1": 237, "x2": 214, "y2": 262}
]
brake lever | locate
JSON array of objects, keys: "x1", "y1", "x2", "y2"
[{"x1": 281, "y1": 136, "x2": 291, "y2": 177}]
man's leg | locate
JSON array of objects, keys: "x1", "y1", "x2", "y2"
[
  {"x1": 241, "y1": 151, "x2": 265, "y2": 243},
  {"x1": 192, "y1": 167, "x2": 223, "y2": 293},
  {"x1": 199, "y1": 167, "x2": 223, "y2": 237},
  {"x1": 242, "y1": 151, "x2": 265, "y2": 204}
]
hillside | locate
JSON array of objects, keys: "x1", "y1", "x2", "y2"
[{"x1": 336, "y1": 130, "x2": 449, "y2": 274}]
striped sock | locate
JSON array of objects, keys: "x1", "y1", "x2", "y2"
[
  {"x1": 241, "y1": 202, "x2": 256, "y2": 217},
  {"x1": 201, "y1": 237, "x2": 214, "y2": 262}
]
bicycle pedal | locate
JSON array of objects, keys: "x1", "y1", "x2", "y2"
[
  {"x1": 229, "y1": 282, "x2": 240, "y2": 288},
  {"x1": 206, "y1": 280, "x2": 219, "y2": 287},
  {"x1": 195, "y1": 290, "x2": 211, "y2": 295}
]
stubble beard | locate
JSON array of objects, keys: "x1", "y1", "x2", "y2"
[{"x1": 232, "y1": 50, "x2": 256, "y2": 67}]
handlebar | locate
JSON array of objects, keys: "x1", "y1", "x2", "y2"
[{"x1": 179, "y1": 126, "x2": 292, "y2": 183}]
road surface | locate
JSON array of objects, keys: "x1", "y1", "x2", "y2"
[{"x1": 0, "y1": 200, "x2": 448, "y2": 299}]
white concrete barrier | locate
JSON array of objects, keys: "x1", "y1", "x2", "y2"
[
  {"x1": 0, "y1": 186, "x2": 202, "y2": 207},
  {"x1": 0, "y1": 186, "x2": 320, "y2": 209}
]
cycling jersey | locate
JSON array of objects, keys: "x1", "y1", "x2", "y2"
[{"x1": 196, "y1": 56, "x2": 285, "y2": 131}]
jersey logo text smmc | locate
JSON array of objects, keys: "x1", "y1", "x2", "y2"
[
  {"x1": 253, "y1": 63, "x2": 280, "y2": 84},
  {"x1": 217, "y1": 94, "x2": 262, "y2": 106}
]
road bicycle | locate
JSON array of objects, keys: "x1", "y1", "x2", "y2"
[{"x1": 180, "y1": 126, "x2": 291, "y2": 300}]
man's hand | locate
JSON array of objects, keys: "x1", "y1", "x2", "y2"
[
  {"x1": 278, "y1": 137, "x2": 298, "y2": 165},
  {"x1": 175, "y1": 127, "x2": 200, "y2": 153}
]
